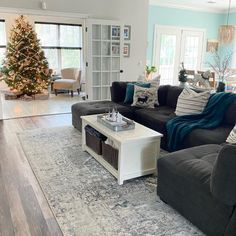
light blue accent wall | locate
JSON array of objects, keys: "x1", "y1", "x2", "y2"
[
  {"x1": 147, "y1": 5, "x2": 225, "y2": 66},
  {"x1": 228, "y1": 12, "x2": 236, "y2": 24}
]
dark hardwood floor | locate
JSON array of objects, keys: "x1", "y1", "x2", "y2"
[{"x1": 0, "y1": 114, "x2": 72, "y2": 236}]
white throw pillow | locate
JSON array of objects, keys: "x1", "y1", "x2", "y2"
[
  {"x1": 226, "y1": 125, "x2": 236, "y2": 143},
  {"x1": 132, "y1": 85, "x2": 158, "y2": 108},
  {"x1": 175, "y1": 87, "x2": 211, "y2": 116}
]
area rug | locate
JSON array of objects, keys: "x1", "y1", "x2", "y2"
[{"x1": 18, "y1": 126, "x2": 204, "y2": 236}]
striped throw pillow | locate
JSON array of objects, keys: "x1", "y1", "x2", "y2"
[
  {"x1": 226, "y1": 125, "x2": 236, "y2": 143},
  {"x1": 175, "y1": 88, "x2": 211, "y2": 116}
]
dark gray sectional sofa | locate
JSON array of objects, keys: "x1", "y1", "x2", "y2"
[
  {"x1": 72, "y1": 81, "x2": 236, "y2": 150},
  {"x1": 158, "y1": 144, "x2": 236, "y2": 236},
  {"x1": 72, "y1": 81, "x2": 236, "y2": 236}
]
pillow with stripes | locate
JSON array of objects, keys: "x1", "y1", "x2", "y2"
[
  {"x1": 175, "y1": 87, "x2": 211, "y2": 116},
  {"x1": 226, "y1": 125, "x2": 236, "y2": 143}
]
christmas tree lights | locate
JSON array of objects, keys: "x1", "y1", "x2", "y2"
[{"x1": 0, "y1": 15, "x2": 50, "y2": 95}]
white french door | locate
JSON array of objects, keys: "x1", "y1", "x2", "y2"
[
  {"x1": 153, "y1": 26, "x2": 205, "y2": 85},
  {"x1": 86, "y1": 19, "x2": 123, "y2": 100}
]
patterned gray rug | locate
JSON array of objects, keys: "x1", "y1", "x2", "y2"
[{"x1": 18, "y1": 126, "x2": 204, "y2": 236}]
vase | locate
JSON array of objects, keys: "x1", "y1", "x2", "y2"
[
  {"x1": 179, "y1": 81, "x2": 188, "y2": 88},
  {"x1": 216, "y1": 81, "x2": 225, "y2": 92}
]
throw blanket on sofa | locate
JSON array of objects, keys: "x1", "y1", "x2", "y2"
[{"x1": 167, "y1": 92, "x2": 236, "y2": 152}]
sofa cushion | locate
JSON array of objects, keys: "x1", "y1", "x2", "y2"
[
  {"x1": 183, "y1": 125, "x2": 233, "y2": 148},
  {"x1": 223, "y1": 101, "x2": 236, "y2": 125},
  {"x1": 132, "y1": 86, "x2": 158, "y2": 108},
  {"x1": 211, "y1": 144, "x2": 236, "y2": 206},
  {"x1": 124, "y1": 82, "x2": 150, "y2": 104},
  {"x1": 175, "y1": 88, "x2": 210, "y2": 116},
  {"x1": 166, "y1": 86, "x2": 183, "y2": 108},
  {"x1": 134, "y1": 106, "x2": 175, "y2": 148},
  {"x1": 157, "y1": 85, "x2": 171, "y2": 106},
  {"x1": 110, "y1": 81, "x2": 128, "y2": 103},
  {"x1": 157, "y1": 144, "x2": 233, "y2": 236},
  {"x1": 226, "y1": 124, "x2": 236, "y2": 144}
]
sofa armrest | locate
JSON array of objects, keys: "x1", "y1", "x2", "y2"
[{"x1": 210, "y1": 144, "x2": 236, "y2": 206}]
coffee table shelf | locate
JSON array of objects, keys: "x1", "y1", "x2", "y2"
[{"x1": 81, "y1": 114, "x2": 163, "y2": 185}]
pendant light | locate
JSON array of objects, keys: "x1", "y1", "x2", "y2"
[{"x1": 219, "y1": 0, "x2": 235, "y2": 44}]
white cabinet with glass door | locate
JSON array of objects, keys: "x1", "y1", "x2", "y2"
[
  {"x1": 86, "y1": 19, "x2": 122, "y2": 100},
  {"x1": 153, "y1": 26, "x2": 205, "y2": 85}
]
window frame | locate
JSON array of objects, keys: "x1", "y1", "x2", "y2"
[
  {"x1": 0, "y1": 19, "x2": 6, "y2": 66},
  {"x1": 35, "y1": 21, "x2": 83, "y2": 73}
]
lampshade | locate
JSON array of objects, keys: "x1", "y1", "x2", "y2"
[
  {"x1": 219, "y1": 25, "x2": 235, "y2": 44},
  {"x1": 218, "y1": 0, "x2": 235, "y2": 44}
]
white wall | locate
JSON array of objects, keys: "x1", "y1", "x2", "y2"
[{"x1": 0, "y1": 0, "x2": 149, "y2": 81}]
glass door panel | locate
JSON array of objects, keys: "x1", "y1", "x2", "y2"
[
  {"x1": 102, "y1": 72, "x2": 110, "y2": 86},
  {"x1": 93, "y1": 72, "x2": 101, "y2": 86},
  {"x1": 153, "y1": 26, "x2": 204, "y2": 85},
  {"x1": 181, "y1": 31, "x2": 204, "y2": 71},
  {"x1": 159, "y1": 35, "x2": 177, "y2": 85},
  {"x1": 88, "y1": 21, "x2": 121, "y2": 100},
  {"x1": 92, "y1": 25, "x2": 101, "y2": 40}
]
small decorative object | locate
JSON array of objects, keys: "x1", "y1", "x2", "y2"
[
  {"x1": 124, "y1": 25, "x2": 131, "y2": 40},
  {"x1": 97, "y1": 109, "x2": 135, "y2": 132},
  {"x1": 145, "y1": 65, "x2": 157, "y2": 81},
  {"x1": 3, "y1": 88, "x2": 22, "y2": 100},
  {"x1": 112, "y1": 44, "x2": 120, "y2": 55},
  {"x1": 206, "y1": 39, "x2": 219, "y2": 52},
  {"x1": 178, "y1": 62, "x2": 188, "y2": 87},
  {"x1": 123, "y1": 43, "x2": 130, "y2": 57},
  {"x1": 187, "y1": 70, "x2": 212, "y2": 90},
  {"x1": 207, "y1": 46, "x2": 236, "y2": 92},
  {"x1": 218, "y1": 0, "x2": 235, "y2": 44},
  {"x1": 111, "y1": 26, "x2": 120, "y2": 39}
]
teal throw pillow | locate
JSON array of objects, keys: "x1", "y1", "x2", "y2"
[{"x1": 124, "y1": 82, "x2": 150, "y2": 104}]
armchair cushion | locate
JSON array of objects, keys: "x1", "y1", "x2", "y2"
[{"x1": 211, "y1": 144, "x2": 236, "y2": 206}]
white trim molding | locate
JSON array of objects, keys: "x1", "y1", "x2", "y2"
[
  {"x1": 149, "y1": 0, "x2": 236, "y2": 13},
  {"x1": 0, "y1": 7, "x2": 89, "y2": 19}
]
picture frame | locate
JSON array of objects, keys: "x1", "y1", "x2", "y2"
[
  {"x1": 111, "y1": 26, "x2": 120, "y2": 39},
  {"x1": 124, "y1": 25, "x2": 131, "y2": 40},
  {"x1": 123, "y1": 43, "x2": 130, "y2": 57},
  {"x1": 206, "y1": 39, "x2": 219, "y2": 53},
  {"x1": 112, "y1": 44, "x2": 120, "y2": 56}
]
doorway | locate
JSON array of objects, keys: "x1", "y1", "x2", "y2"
[{"x1": 153, "y1": 26, "x2": 205, "y2": 85}]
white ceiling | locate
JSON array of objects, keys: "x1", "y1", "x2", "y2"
[{"x1": 150, "y1": 0, "x2": 236, "y2": 12}]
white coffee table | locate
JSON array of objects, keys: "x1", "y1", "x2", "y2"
[{"x1": 81, "y1": 114, "x2": 163, "y2": 185}]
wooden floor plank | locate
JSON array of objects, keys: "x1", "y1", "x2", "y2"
[
  {"x1": 0, "y1": 164, "x2": 15, "y2": 236},
  {"x1": 0, "y1": 114, "x2": 70, "y2": 236}
]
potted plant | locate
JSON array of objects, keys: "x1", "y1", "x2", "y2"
[
  {"x1": 145, "y1": 65, "x2": 157, "y2": 80},
  {"x1": 178, "y1": 62, "x2": 188, "y2": 87},
  {"x1": 207, "y1": 47, "x2": 236, "y2": 92}
]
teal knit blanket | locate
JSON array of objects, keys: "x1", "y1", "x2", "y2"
[{"x1": 167, "y1": 92, "x2": 236, "y2": 152}]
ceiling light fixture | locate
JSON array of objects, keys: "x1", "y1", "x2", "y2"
[{"x1": 219, "y1": 0, "x2": 235, "y2": 44}]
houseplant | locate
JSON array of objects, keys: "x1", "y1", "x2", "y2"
[
  {"x1": 207, "y1": 47, "x2": 236, "y2": 92},
  {"x1": 178, "y1": 62, "x2": 188, "y2": 87},
  {"x1": 145, "y1": 65, "x2": 157, "y2": 80}
]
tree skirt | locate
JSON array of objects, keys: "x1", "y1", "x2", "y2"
[{"x1": 17, "y1": 126, "x2": 204, "y2": 236}]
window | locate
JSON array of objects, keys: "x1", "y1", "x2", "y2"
[
  {"x1": 35, "y1": 22, "x2": 82, "y2": 74},
  {"x1": 0, "y1": 20, "x2": 6, "y2": 67}
]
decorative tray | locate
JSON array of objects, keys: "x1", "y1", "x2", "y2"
[{"x1": 97, "y1": 114, "x2": 135, "y2": 132}]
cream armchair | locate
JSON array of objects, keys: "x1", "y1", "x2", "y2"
[{"x1": 53, "y1": 68, "x2": 81, "y2": 97}]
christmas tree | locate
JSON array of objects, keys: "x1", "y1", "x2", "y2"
[{"x1": 0, "y1": 15, "x2": 50, "y2": 95}]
